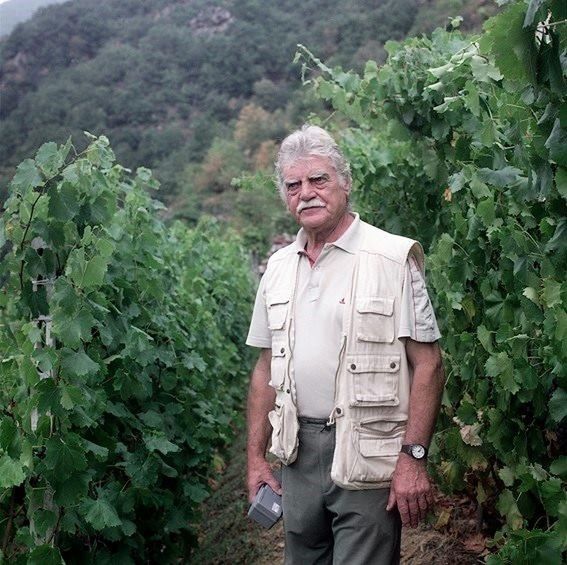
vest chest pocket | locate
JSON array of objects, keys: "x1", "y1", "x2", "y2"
[
  {"x1": 347, "y1": 354, "x2": 401, "y2": 407},
  {"x1": 355, "y1": 297, "x2": 395, "y2": 344},
  {"x1": 267, "y1": 295, "x2": 289, "y2": 332}
]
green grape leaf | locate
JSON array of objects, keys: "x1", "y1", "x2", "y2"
[
  {"x1": 480, "y1": 2, "x2": 537, "y2": 84},
  {"x1": 18, "y1": 357, "x2": 39, "y2": 387},
  {"x1": 143, "y1": 432, "x2": 180, "y2": 455},
  {"x1": 35, "y1": 140, "x2": 70, "y2": 177},
  {"x1": 34, "y1": 378, "x2": 61, "y2": 414},
  {"x1": 470, "y1": 55, "x2": 503, "y2": 83},
  {"x1": 478, "y1": 166, "x2": 523, "y2": 188},
  {"x1": 545, "y1": 220, "x2": 566, "y2": 253},
  {"x1": 53, "y1": 471, "x2": 90, "y2": 506},
  {"x1": 550, "y1": 456, "x2": 567, "y2": 479},
  {"x1": 48, "y1": 181, "x2": 79, "y2": 221},
  {"x1": 545, "y1": 119, "x2": 567, "y2": 167},
  {"x1": 0, "y1": 217, "x2": 5, "y2": 247},
  {"x1": 539, "y1": 478, "x2": 565, "y2": 518},
  {"x1": 61, "y1": 348, "x2": 100, "y2": 377},
  {"x1": 477, "y1": 199, "x2": 496, "y2": 227},
  {"x1": 0, "y1": 418, "x2": 18, "y2": 452},
  {"x1": 0, "y1": 455, "x2": 26, "y2": 488},
  {"x1": 496, "y1": 489, "x2": 524, "y2": 529},
  {"x1": 556, "y1": 167, "x2": 567, "y2": 200},
  {"x1": 485, "y1": 352, "x2": 518, "y2": 393},
  {"x1": 60, "y1": 384, "x2": 84, "y2": 410},
  {"x1": 523, "y1": 287, "x2": 540, "y2": 306},
  {"x1": 83, "y1": 255, "x2": 109, "y2": 287},
  {"x1": 477, "y1": 325, "x2": 494, "y2": 353},
  {"x1": 83, "y1": 439, "x2": 109, "y2": 461},
  {"x1": 549, "y1": 388, "x2": 567, "y2": 423},
  {"x1": 11, "y1": 159, "x2": 43, "y2": 190},
  {"x1": 44, "y1": 435, "x2": 88, "y2": 475},
  {"x1": 498, "y1": 466, "x2": 516, "y2": 487},
  {"x1": 184, "y1": 482, "x2": 210, "y2": 504},
  {"x1": 542, "y1": 279, "x2": 562, "y2": 308},
  {"x1": 53, "y1": 307, "x2": 95, "y2": 348},
  {"x1": 28, "y1": 545, "x2": 64, "y2": 565},
  {"x1": 83, "y1": 498, "x2": 122, "y2": 530},
  {"x1": 66, "y1": 249, "x2": 109, "y2": 289},
  {"x1": 33, "y1": 509, "x2": 58, "y2": 538}
]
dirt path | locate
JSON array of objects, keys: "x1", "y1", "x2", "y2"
[{"x1": 190, "y1": 427, "x2": 486, "y2": 564}]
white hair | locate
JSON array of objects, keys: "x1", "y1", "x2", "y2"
[{"x1": 275, "y1": 124, "x2": 352, "y2": 200}]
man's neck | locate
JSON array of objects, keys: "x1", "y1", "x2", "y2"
[{"x1": 303, "y1": 212, "x2": 354, "y2": 263}]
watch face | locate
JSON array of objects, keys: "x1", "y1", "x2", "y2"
[{"x1": 411, "y1": 445, "x2": 426, "y2": 459}]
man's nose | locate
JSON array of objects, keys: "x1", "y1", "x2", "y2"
[{"x1": 299, "y1": 180, "x2": 316, "y2": 199}]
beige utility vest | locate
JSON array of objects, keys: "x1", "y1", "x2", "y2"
[{"x1": 263, "y1": 220, "x2": 424, "y2": 490}]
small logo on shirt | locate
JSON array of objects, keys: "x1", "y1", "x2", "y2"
[{"x1": 339, "y1": 298, "x2": 345, "y2": 304}]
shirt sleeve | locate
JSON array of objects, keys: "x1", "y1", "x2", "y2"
[
  {"x1": 398, "y1": 255, "x2": 441, "y2": 342},
  {"x1": 246, "y1": 274, "x2": 272, "y2": 348}
]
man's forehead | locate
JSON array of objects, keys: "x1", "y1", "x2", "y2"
[{"x1": 282, "y1": 155, "x2": 336, "y2": 178}]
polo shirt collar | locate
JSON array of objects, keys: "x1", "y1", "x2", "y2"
[{"x1": 293, "y1": 213, "x2": 361, "y2": 255}]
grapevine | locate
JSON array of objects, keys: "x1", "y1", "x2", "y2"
[
  {"x1": 0, "y1": 135, "x2": 255, "y2": 562},
  {"x1": 297, "y1": 0, "x2": 566, "y2": 560}
]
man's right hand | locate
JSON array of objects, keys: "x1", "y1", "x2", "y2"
[{"x1": 247, "y1": 457, "x2": 282, "y2": 503}]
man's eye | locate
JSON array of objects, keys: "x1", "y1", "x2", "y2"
[
  {"x1": 311, "y1": 175, "x2": 328, "y2": 186},
  {"x1": 286, "y1": 182, "x2": 300, "y2": 192}
]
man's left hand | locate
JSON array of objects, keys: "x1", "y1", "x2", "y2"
[{"x1": 385, "y1": 454, "x2": 433, "y2": 527}]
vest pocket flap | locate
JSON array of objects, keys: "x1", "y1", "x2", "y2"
[
  {"x1": 267, "y1": 294, "x2": 289, "y2": 330},
  {"x1": 346, "y1": 355, "x2": 401, "y2": 373},
  {"x1": 359, "y1": 435, "x2": 402, "y2": 457},
  {"x1": 356, "y1": 297, "x2": 394, "y2": 316},
  {"x1": 267, "y1": 294, "x2": 290, "y2": 307}
]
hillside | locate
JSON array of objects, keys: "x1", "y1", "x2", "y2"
[
  {"x1": 0, "y1": 0, "x2": 498, "y2": 218},
  {"x1": 0, "y1": 0, "x2": 68, "y2": 37}
]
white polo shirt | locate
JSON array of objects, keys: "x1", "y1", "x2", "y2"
[{"x1": 246, "y1": 214, "x2": 441, "y2": 418}]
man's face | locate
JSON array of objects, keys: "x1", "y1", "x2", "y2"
[{"x1": 282, "y1": 155, "x2": 350, "y2": 234}]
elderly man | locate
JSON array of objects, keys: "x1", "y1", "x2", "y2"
[{"x1": 246, "y1": 125, "x2": 444, "y2": 564}]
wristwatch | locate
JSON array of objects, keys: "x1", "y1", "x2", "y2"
[{"x1": 400, "y1": 444, "x2": 428, "y2": 460}]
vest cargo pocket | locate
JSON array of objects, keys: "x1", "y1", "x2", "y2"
[
  {"x1": 355, "y1": 297, "x2": 395, "y2": 343},
  {"x1": 267, "y1": 295, "x2": 289, "y2": 331},
  {"x1": 269, "y1": 342, "x2": 287, "y2": 389},
  {"x1": 346, "y1": 354, "x2": 401, "y2": 407},
  {"x1": 268, "y1": 399, "x2": 299, "y2": 465},
  {"x1": 268, "y1": 404, "x2": 284, "y2": 459},
  {"x1": 347, "y1": 420, "x2": 405, "y2": 483}
]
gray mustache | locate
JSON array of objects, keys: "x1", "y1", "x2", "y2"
[{"x1": 297, "y1": 198, "x2": 325, "y2": 213}]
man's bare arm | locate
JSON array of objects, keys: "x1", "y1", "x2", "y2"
[
  {"x1": 246, "y1": 348, "x2": 281, "y2": 502},
  {"x1": 386, "y1": 340, "x2": 445, "y2": 527}
]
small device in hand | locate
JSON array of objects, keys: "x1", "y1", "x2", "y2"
[{"x1": 247, "y1": 483, "x2": 283, "y2": 529}]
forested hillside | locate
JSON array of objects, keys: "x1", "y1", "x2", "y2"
[
  {"x1": 0, "y1": 0, "x2": 67, "y2": 37},
  {"x1": 0, "y1": 0, "x2": 497, "y2": 221}
]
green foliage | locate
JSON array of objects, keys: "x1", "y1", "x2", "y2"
[
  {"x1": 299, "y1": 0, "x2": 566, "y2": 560},
  {"x1": 0, "y1": 135, "x2": 255, "y2": 561}
]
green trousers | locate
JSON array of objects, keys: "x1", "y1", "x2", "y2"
[{"x1": 281, "y1": 418, "x2": 401, "y2": 565}]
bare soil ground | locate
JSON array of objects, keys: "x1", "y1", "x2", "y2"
[{"x1": 189, "y1": 429, "x2": 487, "y2": 564}]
